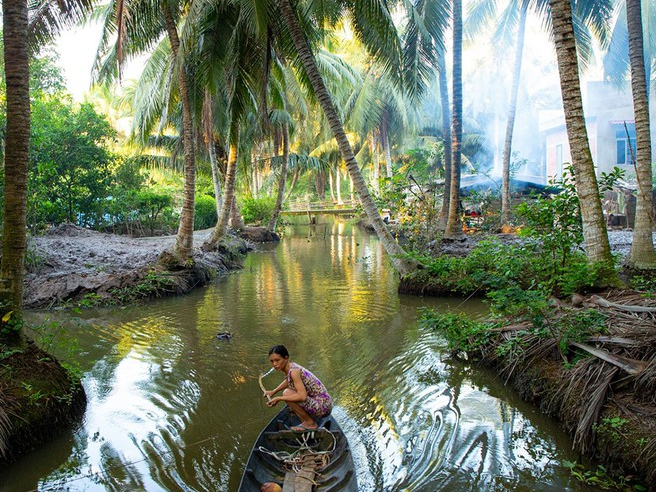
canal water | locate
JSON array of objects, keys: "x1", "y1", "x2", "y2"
[{"x1": 2, "y1": 218, "x2": 603, "y2": 491}]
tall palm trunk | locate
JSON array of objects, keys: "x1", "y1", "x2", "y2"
[
  {"x1": 1, "y1": 0, "x2": 30, "y2": 339},
  {"x1": 626, "y1": 0, "x2": 656, "y2": 268},
  {"x1": 231, "y1": 200, "x2": 245, "y2": 229},
  {"x1": 164, "y1": 5, "x2": 196, "y2": 259},
  {"x1": 444, "y1": 0, "x2": 463, "y2": 238},
  {"x1": 211, "y1": 134, "x2": 239, "y2": 243},
  {"x1": 501, "y1": 3, "x2": 528, "y2": 226},
  {"x1": 209, "y1": 138, "x2": 223, "y2": 219},
  {"x1": 549, "y1": 0, "x2": 617, "y2": 280},
  {"x1": 437, "y1": 49, "x2": 452, "y2": 230},
  {"x1": 203, "y1": 92, "x2": 223, "y2": 219},
  {"x1": 269, "y1": 123, "x2": 290, "y2": 232},
  {"x1": 336, "y1": 167, "x2": 343, "y2": 205},
  {"x1": 381, "y1": 118, "x2": 393, "y2": 178},
  {"x1": 371, "y1": 133, "x2": 380, "y2": 193},
  {"x1": 278, "y1": 0, "x2": 415, "y2": 275}
]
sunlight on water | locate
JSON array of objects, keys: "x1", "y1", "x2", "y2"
[{"x1": 3, "y1": 217, "x2": 605, "y2": 492}]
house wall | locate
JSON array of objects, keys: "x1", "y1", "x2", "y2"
[
  {"x1": 539, "y1": 81, "x2": 656, "y2": 182},
  {"x1": 585, "y1": 81, "x2": 635, "y2": 174}
]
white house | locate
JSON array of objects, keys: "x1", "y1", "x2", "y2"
[{"x1": 539, "y1": 80, "x2": 656, "y2": 182}]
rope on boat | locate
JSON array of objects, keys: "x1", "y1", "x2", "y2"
[{"x1": 257, "y1": 428, "x2": 337, "y2": 477}]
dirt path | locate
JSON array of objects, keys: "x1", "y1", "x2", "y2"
[{"x1": 24, "y1": 224, "x2": 216, "y2": 308}]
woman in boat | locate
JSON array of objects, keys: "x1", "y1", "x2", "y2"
[{"x1": 263, "y1": 345, "x2": 333, "y2": 431}]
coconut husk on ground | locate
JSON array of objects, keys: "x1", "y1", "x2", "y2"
[{"x1": 470, "y1": 290, "x2": 656, "y2": 489}]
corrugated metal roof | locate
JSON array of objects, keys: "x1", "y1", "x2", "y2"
[{"x1": 609, "y1": 119, "x2": 635, "y2": 125}]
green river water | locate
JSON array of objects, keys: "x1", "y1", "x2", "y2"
[{"x1": 1, "y1": 218, "x2": 605, "y2": 492}]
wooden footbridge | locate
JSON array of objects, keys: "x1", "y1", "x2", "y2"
[{"x1": 281, "y1": 199, "x2": 359, "y2": 216}]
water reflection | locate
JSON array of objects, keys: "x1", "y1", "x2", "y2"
[{"x1": 2, "y1": 216, "x2": 604, "y2": 492}]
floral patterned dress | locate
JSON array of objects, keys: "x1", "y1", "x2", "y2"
[{"x1": 286, "y1": 362, "x2": 333, "y2": 418}]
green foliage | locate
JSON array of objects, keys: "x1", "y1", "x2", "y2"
[
  {"x1": 515, "y1": 166, "x2": 582, "y2": 269},
  {"x1": 106, "y1": 270, "x2": 176, "y2": 305},
  {"x1": 27, "y1": 319, "x2": 83, "y2": 382},
  {"x1": 564, "y1": 461, "x2": 646, "y2": 491},
  {"x1": 513, "y1": 166, "x2": 615, "y2": 296},
  {"x1": 103, "y1": 161, "x2": 178, "y2": 236},
  {"x1": 240, "y1": 195, "x2": 276, "y2": 225},
  {"x1": 628, "y1": 272, "x2": 656, "y2": 292},
  {"x1": 487, "y1": 286, "x2": 549, "y2": 322},
  {"x1": 556, "y1": 309, "x2": 607, "y2": 354},
  {"x1": 377, "y1": 147, "x2": 442, "y2": 250},
  {"x1": 0, "y1": 300, "x2": 24, "y2": 337},
  {"x1": 194, "y1": 194, "x2": 217, "y2": 230},
  {"x1": 419, "y1": 309, "x2": 495, "y2": 352},
  {"x1": 28, "y1": 98, "x2": 117, "y2": 230}
]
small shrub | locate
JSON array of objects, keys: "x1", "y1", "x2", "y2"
[
  {"x1": 419, "y1": 309, "x2": 495, "y2": 352},
  {"x1": 240, "y1": 196, "x2": 276, "y2": 225},
  {"x1": 194, "y1": 194, "x2": 217, "y2": 230}
]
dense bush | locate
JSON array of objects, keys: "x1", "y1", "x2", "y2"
[
  {"x1": 240, "y1": 196, "x2": 275, "y2": 225},
  {"x1": 28, "y1": 99, "x2": 117, "y2": 230},
  {"x1": 194, "y1": 194, "x2": 217, "y2": 230}
]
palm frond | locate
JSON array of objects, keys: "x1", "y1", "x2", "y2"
[
  {"x1": 349, "y1": 0, "x2": 403, "y2": 84},
  {"x1": 28, "y1": 0, "x2": 96, "y2": 50}
]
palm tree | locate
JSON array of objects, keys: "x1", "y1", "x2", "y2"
[
  {"x1": 401, "y1": 0, "x2": 450, "y2": 229},
  {"x1": 163, "y1": 4, "x2": 196, "y2": 259},
  {"x1": 93, "y1": 0, "x2": 197, "y2": 260},
  {"x1": 268, "y1": 120, "x2": 290, "y2": 232},
  {"x1": 548, "y1": 0, "x2": 618, "y2": 281},
  {"x1": 603, "y1": 0, "x2": 656, "y2": 91},
  {"x1": 499, "y1": 2, "x2": 527, "y2": 226},
  {"x1": 626, "y1": 0, "x2": 656, "y2": 268},
  {"x1": 436, "y1": 49, "x2": 452, "y2": 229},
  {"x1": 444, "y1": 0, "x2": 464, "y2": 238},
  {"x1": 278, "y1": 0, "x2": 417, "y2": 275},
  {"x1": 1, "y1": 0, "x2": 30, "y2": 341},
  {"x1": 211, "y1": 132, "x2": 239, "y2": 241}
]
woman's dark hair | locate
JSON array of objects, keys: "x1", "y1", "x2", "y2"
[{"x1": 268, "y1": 345, "x2": 289, "y2": 358}]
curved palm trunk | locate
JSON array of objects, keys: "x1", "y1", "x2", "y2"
[
  {"x1": 626, "y1": 0, "x2": 656, "y2": 268},
  {"x1": 549, "y1": 0, "x2": 617, "y2": 280},
  {"x1": 444, "y1": 0, "x2": 463, "y2": 239},
  {"x1": 437, "y1": 49, "x2": 452, "y2": 230},
  {"x1": 278, "y1": 0, "x2": 414, "y2": 275},
  {"x1": 164, "y1": 6, "x2": 196, "y2": 259},
  {"x1": 268, "y1": 123, "x2": 289, "y2": 232},
  {"x1": 1, "y1": 0, "x2": 30, "y2": 338},
  {"x1": 501, "y1": 3, "x2": 527, "y2": 226},
  {"x1": 211, "y1": 135, "x2": 239, "y2": 243}
]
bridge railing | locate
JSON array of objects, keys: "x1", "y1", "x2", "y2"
[{"x1": 285, "y1": 199, "x2": 358, "y2": 212}]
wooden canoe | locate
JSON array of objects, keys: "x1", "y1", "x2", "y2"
[{"x1": 238, "y1": 408, "x2": 358, "y2": 492}]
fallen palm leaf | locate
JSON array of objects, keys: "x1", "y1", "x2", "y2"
[
  {"x1": 591, "y1": 295, "x2": 656, "y2": 313},
  {"x1": 571, "y1": 342, "x2": 648, "y2": 375}
]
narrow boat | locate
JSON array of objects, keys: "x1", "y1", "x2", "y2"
[{"x1": 238, "y1": 408, "x2": 358, "y2": 492}]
